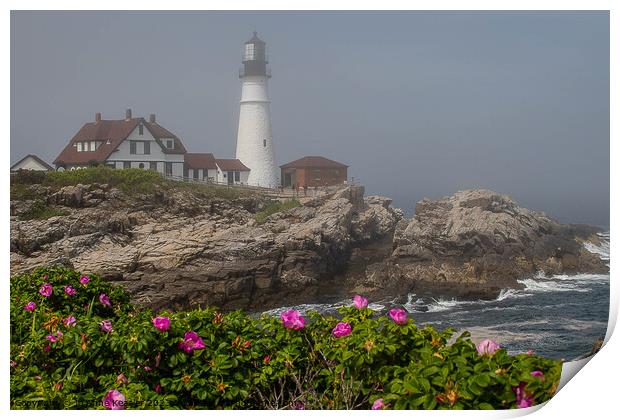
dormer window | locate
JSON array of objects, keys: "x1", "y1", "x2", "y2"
[
  {"x1": 166, "y1": 140, "x2": 173, "y2": 149},
  {"x1": 76, "y1": 142, "x2": 83, "y2": 152}
]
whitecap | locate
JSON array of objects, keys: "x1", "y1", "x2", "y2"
[
  {"x1": 517, "y1": 278, "x2": 591, "y2": 293},
  {"x1": 496, "y1": 288, "x2": 531, "y2": 301}
]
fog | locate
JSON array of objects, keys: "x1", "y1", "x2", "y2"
[{"x1": 10, "y1": 11, "x2": 610, "y2": 226}]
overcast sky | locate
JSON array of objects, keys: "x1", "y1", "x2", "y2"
[{"x1": 10, "y1": 11, "x2": 609, "y2": 226}]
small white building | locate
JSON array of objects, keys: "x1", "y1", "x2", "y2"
[
  {"x1": 54, "y1": 109, "x2": 187, "y2": 177},
  {"x1": 215, "y1": 159, "x2": 250, "y2": 185},
  {"x1": 11, "y1": 154, "x2": 54, "y2": 172},
  {"x1": 184, "y1": 153, "x2": 218, "y2": 181}
]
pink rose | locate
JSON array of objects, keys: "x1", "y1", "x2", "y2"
[
  {"x1": 64, "y1": 316, "x2": 77, "y2": 327},
  {"x1": 24, "y1": 301, "x2": 36, "y2": 311},
  {"x1": 388, "y1": 308, "x2": 408, "y2": 325},
  {"x1": 372, "y1": 398, "x2": 385, "y2": 410},
  {"x1": 280, "y1": 309, "x2": 306, "y2": 330},
  {"x1": 79, "y1": 275, "x2": 90, "y2": 285},
  {"x1": 332, "y1": 322, "x2": 352, "y2": 338},
  {"x1": 178, "y1": 331, "x2": 206, "y2": 354},
  {"x1": 353, "y1": 295, "x2": 368, "y2": 309},
  {"x1": 152, "y1": 316, "x2": 171, "y2": 332},
  {"x1": 39, "y1": 284, "x2": 53, "y2": 297},
  {"x1": 99, "y1": 293, "x2": 111, "y2": 307},
  {"x1": 513, "y1": 382, "x2": 534, "y2": 408},
  {"x1": 102, "y1": 389, "x2": 126, "y2": 410},
  {"x1": 64, "y1": 285, "x2": 76, "y2": 296},
  {"x1": 100, "y1": 320, "x2": 113, "y2": 333},
  {"x1": 476, "y1": 339, "x2": 500, "y2": 356}
]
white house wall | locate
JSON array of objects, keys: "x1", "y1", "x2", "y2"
[
  {"x1": 12, "y1": 156, "x2": 51, "y2": 171},
  {"x1": 215, "y1": 166, "x2": 250, "y2": 185},
  {"x1": 106, "y1": 124, "x2": 184, "y2": 177}
]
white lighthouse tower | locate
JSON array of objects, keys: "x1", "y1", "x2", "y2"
[{"x1": 235, "y1": 32, "x2": 278, "y2": 187}]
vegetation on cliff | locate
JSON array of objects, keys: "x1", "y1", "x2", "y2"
[
  {"x1": 255, "y1": 199, "x2": 301, "y2": 224},
  {"x1": 11, "y1": 167, "x2": 255, "y2": 202},
  {"x1": 11, "y1": 267, "x2": 561, "y2": 410}
]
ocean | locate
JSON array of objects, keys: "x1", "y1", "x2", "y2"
[{"x1": 263, "y1": 232, "x2": 610, "y2": 361}]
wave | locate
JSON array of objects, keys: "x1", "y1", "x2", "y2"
[
  {"x1": 517, "y1": 278, "x2": 591, "y2": 293},
  {"x1": 497, "y1": 288, "x2": 530, "y2": 301},
  {"x1": 584, "y1": 231, "x2": 610, "y2": 261},
  {"x1": 425, "y1": 297, "x2": 477, "y2": 313}
]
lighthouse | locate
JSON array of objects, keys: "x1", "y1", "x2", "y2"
[{"x1": 235, "y1": 32, "x2": 279, "y2": 187}]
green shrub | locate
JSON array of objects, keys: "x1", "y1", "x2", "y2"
[
  {"x1": 255, "y1": 199, "x2": 301, "y2": 224},
  {"x1": 10, "y1": 267, "x2": 561, "y2": 410},
  {"x1": 18, "y1": 200, "x2": 69, "y2": 221},
  {"x1": 44, "y1": 167, "x2": 163, "y2": 194},
  {"x1": 11, "y1": 166, "x2": 259, "y2": 200},
  {"x1": 10, "y1": 183, "x2": 38, "y2": 201}
]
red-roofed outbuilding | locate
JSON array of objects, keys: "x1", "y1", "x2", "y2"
[{"x1": 280, "y1": 156, "x2": 348, "y2": 188}]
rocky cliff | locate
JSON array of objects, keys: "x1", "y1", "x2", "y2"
[
  {"x1": 10, "y1": 181, "x2": 402, "y2": 311},
  {"x1": 10, "y1": 179, "x2": 606, "y2": 311},
  {"x1": 349, "y1": 189, "x2": 607, "y2": 300}
]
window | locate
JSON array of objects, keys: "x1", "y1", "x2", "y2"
[
  {"x1": 166, "y1": 140, "x2": 173, "y2": 149},
  {"x1": 165, "y1": 162, "x2": 173, "y2": 176},
  {"x1": 193, "y1": 169, "x2": 199, "y2": 180},
  {"x1": 139, "y1": 163, "x2": 145, "y2": 169},
  {"x1": 76, "y1": 142, "x2": 83, "y2": 152},
  {"x1": 235, "y1": 172, "x2": 240, "y2": 182},
  {"x1": 139, "y1": 124, "x2": 144, "y2": 135},
  {"x1": 150, "y1": 161, "x2": 157, "y2": 171},
  {"x1": 244, "y1": 43, "x2": 254, "y2": 60},
  {"x1": 123, "y1": 161, "x2": 131, "y2": 169},
  {"x1": 183, "y1": 167, "x2": 189, "y2": 178},
  {"x1": 263, "y1": 139, "x2": 267, "y2": 147},
  {"x1": 203, "y1": 169, "x2": 209, "y2": 180},
  {"x1": 130, "y1": 141, "x2": 137, "y2": 155},
  {"x1": 90, "y1": 141, "x2": 96, "y2": 151},
  {"x1": 144, "y1": 141, "x2": 150, "y2": 155}
]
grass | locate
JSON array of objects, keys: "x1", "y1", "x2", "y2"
[
  {"x1": 18, "y1": 200, "x2": 69, "y2": 221},
  {"x1": 11, "y1": 167, "x2": 258, "y2": 200},
  {"x1": 255, "y1": 199, "x2": 300, "y2": 224},
  {"x1": 10, "y1": 183, "x2": 39, "y2": 201}
]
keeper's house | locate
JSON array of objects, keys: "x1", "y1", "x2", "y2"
[
  {"x1": 53, "y1": 110, "x2": 249, "y2": 185},
  {"x1": 280, "y1": 156, "x2": 348, "y2": 188},
  {"x1": 54, "y1": 109, "x2": 187, "y2": 176}
]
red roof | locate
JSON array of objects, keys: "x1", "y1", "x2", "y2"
[
  {"x1": 185, "y1": 153, "x2": 217, "y2": 169},
  {"x1": 280, "y1": 156, "x2": 348, "y2": 169},
  {"x1": 215, "y1": 159, "x2": 250, "y2": 171},
  {"x1": 54, "y1": 117, "x2": 186, "y2": 165},
  {"x1": 144, "y1": 121, "x2": 187, "y2": 154}
]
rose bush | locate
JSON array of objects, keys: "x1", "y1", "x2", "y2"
[{"x1": 10, "y1": 267, "x2": 561, "y2": 410}]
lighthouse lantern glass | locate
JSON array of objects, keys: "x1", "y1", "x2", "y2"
[{"x1": 244, "y1": 44, "x2": 255, "y2": 61}]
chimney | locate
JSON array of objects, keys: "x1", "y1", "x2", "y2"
[
  {"x1": 95, "y1": 112, "x2": 101, "y2": 123},
  {"x1": 125, "y1": 108, "x2": 132, "y2": 121},
  {"x1": 149, "y1": 114, "x2": 156, "y2": 123}
]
